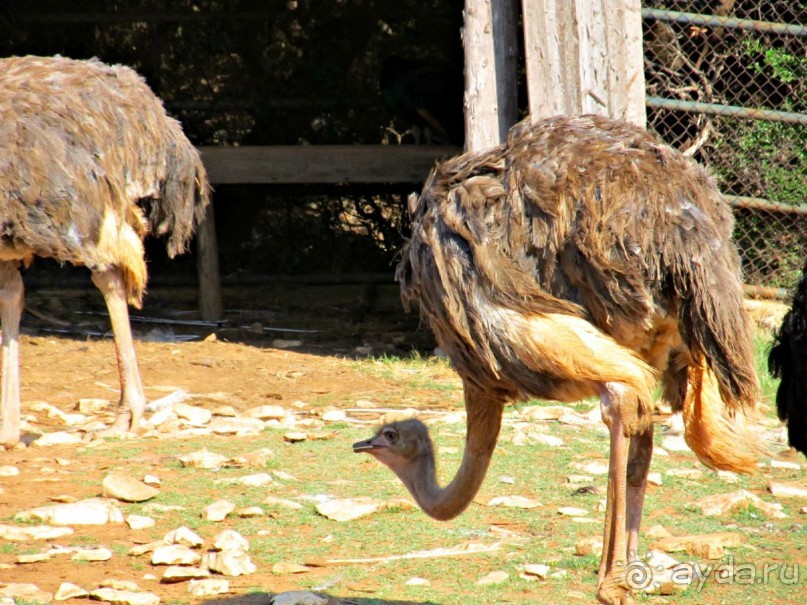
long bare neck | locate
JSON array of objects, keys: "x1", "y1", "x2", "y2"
[{"x1": 395, "y1": 390, "x2": 504, "y2": 521}]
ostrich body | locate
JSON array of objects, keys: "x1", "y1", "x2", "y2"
[
  {"x1": 0, "y1": 56, "x2": 209, "y2": 446},
  {"x1": 769, "y1": 259, "x2": 807, "y2": 456},
  {"x1": 354, "y1": 114, "x2": 762, "y2": 604}
]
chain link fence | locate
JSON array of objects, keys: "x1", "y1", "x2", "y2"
[{"x1": 642, "y1": 1, "x2": 807, "y2": 294}]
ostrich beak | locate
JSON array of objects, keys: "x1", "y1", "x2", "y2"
[{"x1": 352, "y1": 436, "x2": 381, "y2": 453}]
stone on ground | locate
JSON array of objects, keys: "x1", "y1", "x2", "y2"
[{"x1": 103, "y1": 474, "x2": 160, "y2": 502}]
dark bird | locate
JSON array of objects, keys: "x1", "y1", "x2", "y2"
[
  {"x1": 380, "y1": 56, "x2": 464, "y2": 145},
  {"x1": 354, "y1": 114, "x2": 763, "y2": 604},
  {"x1": 768, "y1": 259, "x2": 807, "y2": 456},
  {"x1": 0, "y1": 55, "x2": 209, "y2": 447}
]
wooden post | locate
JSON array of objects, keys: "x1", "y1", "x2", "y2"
[
  {"x1": 522, "y1": 0, "x2": 646, "y2": 127},
  {"x1": 196, "y1": 201, "x2": 223, "y2": 321},
  {"x1": 463, "y1": 0, "x2": 519, "y2": 151}
]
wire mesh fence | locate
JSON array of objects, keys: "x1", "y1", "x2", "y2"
[{"x1": 642, "y1": 1, "x2": 807, "y2": 293}]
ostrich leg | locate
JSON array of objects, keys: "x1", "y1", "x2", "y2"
[
  {"x1": 626, "y1": 426, "x2": 654, "y2": 560},
  {"x1": 91, "y1": 267, "x2": 146, "y2": 434},
  {"x1": 597, "y1": 382, "x2": 635, "y2": 605},
  {"x1": 0, "y1": 262, "x2": 23, "y2": 447}
]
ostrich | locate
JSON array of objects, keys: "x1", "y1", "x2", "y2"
[
  {"x1": 768, "y1": 259, "x2": 807, "y2": 456},
  {"x1": 354, "y1": 114, "x2": 763, "y2": 604},
  {"x1": 0, "y1": 55, "x2": 209, "y2": 447}
]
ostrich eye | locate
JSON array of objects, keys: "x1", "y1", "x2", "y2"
[{"x1": 383, "y1": 429, "x2": 397, "y2": 442}]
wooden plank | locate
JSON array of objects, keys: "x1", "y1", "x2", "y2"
[
  {"x1": 462, "y1": 0, "x2": 519, "y2": 150},
  {"x1": 197, "y1": 145, "x2": 462, "y2": 185},
  {"x1": 195, "y1": 202, "x2": 223, "y2": 321},
  {"x1": 522, "y1": 0, "x2": 645, "y2": 126}
]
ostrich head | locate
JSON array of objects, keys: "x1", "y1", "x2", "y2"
[{"x1": 352, "y1": 419, "x2": 434, "y2": 477}]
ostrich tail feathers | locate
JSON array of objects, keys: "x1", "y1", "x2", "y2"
[{"x1": 682, "y1": 361, "x2": 767, "y2": 474}]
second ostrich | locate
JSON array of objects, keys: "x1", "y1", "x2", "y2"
[
  {"x1": 768, "y1": 259, "x2": 807, "y2": 456},
  {"x1": 0, "y1": 56, "x2": 209, "y2": 447},
  {"x1": 354, "y1": 114, "x2": 762, "y2": 604}
]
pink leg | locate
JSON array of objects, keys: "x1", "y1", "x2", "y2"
[
  {"x1": 626, "y1": 426, "x2": 654, "y2": 560},
  {"x1": 0, "y1": 262, "x2": 23, "y2": 448},
  {"x1": 91, "y1": 268, "x2": 146, "y2": 434},
  {"x1": 597, "y1": 382, "x2": 636, "y2": 605}
]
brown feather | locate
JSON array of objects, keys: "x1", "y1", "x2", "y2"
[
  {"x1": 398, "y1": 114, "x2": 760, "y2": 467},
  {"x1": 0, "y1": 55, "x2": 209, "y2": 305}
]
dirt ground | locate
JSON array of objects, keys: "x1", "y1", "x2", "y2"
[{"x1": 1, "y1": 281, "x2": 444, "y2": 601}]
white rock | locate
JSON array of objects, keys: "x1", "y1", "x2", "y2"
[
  {"x1": 0, "y1": 465, "x2": 20, "y2": 476},
  {"x1": 235, "y1": 506, "x2": 265, "y2": 518},
  {"x1": 572, "y1": 460, "x2": 609, "y2": 475},
  {"x1": 263, "y1": 496, "x2": 304, "y2": 510},
  {"x1": 270, "y1": 592, "x2": 327, "y2": 605},
  {"x1": 89, "y1": 589, "x2": 160, "y2": 605},
  {"x1": 187, "y1": 579, "x2": 229, "y2": 597},
  {"x1": 315, "y1": 498, "x2": 383, "y2": 522},
  {"x1": 145, "y1": 408, "x2": 177, "y2": 428},
  {"x1": 221, "y1": 473, "x2": 273, "y2": 487},
  {"x1": 645, "y1": 549, "x2": 682, "y2": 570},
  {"x1": 321, "y1": 410, "x2": 347, "y2": 422},
  {"x1": 78, "y1": 398, "x2": 112, "y2": 413},
  {"x1": 151, "y1": 544, "x2": 202, "y2": 566},
  {"x1": 17, "y1": 552, "x2": 51, "y2": 563},
  {"x1": 103, "y1": 474, "x2": 160, "y2": 502},
  {"x1": 202, "y1": 500, "x2": 236, "y2": 522},
  {"x1": 161, "y1": 566, "x2": 210, "y2": 583},
  {"x1": 717, "y1": 470, "x2": 740, "y2": 483},
  {"x1": 476, "y1": 570, "x2": 509, "y2": 586},
  {"x1": 522, "y1": 563, "x2": 550, "y2": 579},
  {"x1": 72, "y1": 547, "x2": 112, "y2": 561},
  {"x1": 126, "y1": 515, "x2": 156, "y2": 530},
  {"x1": 521, "y1": 405, "x2": 574, "y2": 420},
  {"x1": 213, "y1": 529, "x2": 250, "y2": 552},
  {"x1": 283, "y1": 431, "x2": 307, "y2": 443},
  {"x1": 164, "y1": 526, "x2": 204, "y2": 548},
  {"x1": 647, "y1": 472, "x2": 663, "y2": 486},
  {"x1": 178, "y1": 449, "x2": 228, "y2": 470},
  {"x1": 31, "y1": 431, "x2": 83, "y2": 447},
  {"x1": 486, "y1": 495, "x2": 542, "y2": 509},
  {"x1": 558, "y1": 506, "x2": 588, "y2": 516},
  {"x1": 405, "y1": 577, "x2": 431, "y2": 586},
  {"x1": 209, "y1": 417, "x2": 265, "y2": 435},
  {"x1": 575, "y1": 536, "x2": 603, "y2": 556},
  {"x1": 768, "y1": 481, "x2": 807, "y2": 498},
  {"x1": 202, "y1": 550, "x2": 256, "y2": 576},
  {"x1": 0, "y1": 583, "x2": 53, "y2": 603},
  {"x1": 55, "y1": 583, "x2": 89, "y2": 601},
  {"x1": 129, "y1": 541, "x2": 166, "y2": 557},
  {"x1": 770, "y1": 459, "x2": 801, "y2": 470},
  {"x1": 247, "y1": 404, "x2": 286, "y2": 420},
  {"x1": 174, "y1": 403, "x2": 212, "y2": 426},
  {"x1": 661, "y1": 435, "x2": 690, "y2": 452},
  {"x1": 15, "y1": 498, "x2": 123, "y2": 525},
  {"x1": 99, "y1": 581, "x2": 139, "y2": 591},
  {"x1": 689, "y1": 489, "x2": 787, "y2": 518},
  {"x1": 0, "y1": 523, "x2": 74, "y2": 541},
  {"x1": 142, "y1": 474, "x2": 161, "y2": 486}
]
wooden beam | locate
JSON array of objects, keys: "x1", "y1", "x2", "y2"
[
  {"x1": 522, "y1": 0, "x2": 646, "y2": 127},
  {"x1": 195, "y1": 202, "x2": 223, "y2": 321},
  {"x1": 197, "y1": 145, "x2": 462, "y2": 185},
  {"x1": 462, "y1": 0, "x2": 519, "y2": 151}
]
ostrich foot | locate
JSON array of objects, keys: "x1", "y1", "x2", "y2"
[
  {"x1": 596, "y1": 578, "x2": 636, "y2": 605},
  {"x1": 94, "y1": 409, "x2": 140, "y2": 438},
  {"x1": 0, "y1": 428, "x2": 19, "y2": 449}
]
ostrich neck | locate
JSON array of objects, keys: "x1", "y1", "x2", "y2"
[{"x1": 397, "y1": 392, "x2": 504, "y2": 521}]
